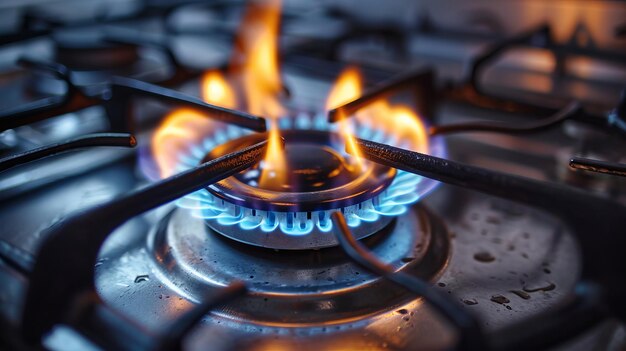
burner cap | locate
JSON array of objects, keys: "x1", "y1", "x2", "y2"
[
  {"x1": 195, "y1": 129, "x2": 396, "y2": 249},
  {"x1": 203, "y1": 130, "x2": 396, "y2": 212}
]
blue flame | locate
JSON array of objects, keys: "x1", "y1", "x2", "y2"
[{"x1": 174, "y1": 113, "x2": 446, "y2": 235}]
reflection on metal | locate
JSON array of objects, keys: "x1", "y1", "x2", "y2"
[
  {"x1": 569, "y1": 157, "x2": 626, "y2": 177},
  {"x1": 21, "y1": 140, "x2": 268, "y2": 342},
  {"x1": 148, "y1": 205, "x2": 449, "y2": 325},
  {"x1": 331, "y1": 211, "x2": 486, "y2": 350}
]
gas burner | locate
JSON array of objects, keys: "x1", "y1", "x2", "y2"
[
  {"x1": 3, "y1": 1, "x2": 626, "y2": 350},
  {"x1": 174, "y1": 114, "x2": 446, "y2": 249},
  {"x1": 203, "y1": 129, "x2": 396, "y2": 249}
]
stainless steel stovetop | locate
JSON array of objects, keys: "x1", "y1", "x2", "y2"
[{"x1": 0, "y1": 1, "x2": 625, "y2": 351}]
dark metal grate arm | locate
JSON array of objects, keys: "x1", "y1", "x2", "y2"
[
  {"x1": 21, "y1": 139, "x2": 269, "y2": 342},
  {"x1": 0, "y1": 133, "x2": 136, "y2": 173},
  {"x1": 331, "y1": 212, "x2": 487, "y2": 350},
  {"x1": 569, "y1": 157, "x2": 626, "y2": 177},
  {"x1": 430, "y1": 101, "x2": 582, "y2": 136},
  {"x1": 349, "y1": 138, "x2": 626, "y2": 323}
]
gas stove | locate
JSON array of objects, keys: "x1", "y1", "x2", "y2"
[{"x1": 1, "y1": 1, "x2": 626, "y2": 351}]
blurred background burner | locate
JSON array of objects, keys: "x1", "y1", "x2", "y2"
[{"x1": 53, "y1": 28, "x2": 139, "y2": 70}]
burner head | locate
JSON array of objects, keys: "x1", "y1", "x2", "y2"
[
  {"x1": 203, "y1": 130, "x2": 396, "y2": 212},
  {"x1": 174, "y1": 114, "x2": 446, "y2": 250},
  {"x1": 195, "y1": 129, "x2": 396, "y2": 249}
]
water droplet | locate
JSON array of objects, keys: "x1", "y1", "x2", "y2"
[
  {"x1": 474, "y1": 251, "x2": 495, "y2": 263},
  {"x1": 462, "y1": 298, "x2": 478, "y2": 305},
  {"x1": 510, "y1": 290, "x2": 531, "y2": 300},
  {"x1": 523, "y1": 282, "x2": 555, "y2": 292},
  {"x1": 134, "y1": 274, "x2": 150, "y2": 283},
  {"x1": 490, "y1": 295, "x2": 510, "y2": 304}
]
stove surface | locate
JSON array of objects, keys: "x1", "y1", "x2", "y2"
[{"x1": 0, "y1": 1, "x2": 625, "y2": 351}]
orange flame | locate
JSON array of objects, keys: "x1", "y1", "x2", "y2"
[
  {"x1": 152, "y1": 0, "x2": 429, "y2": 184},
  {"x1": 232, "y1": 0, "x2": 284, "y2": 117},
  {"x1": 153, "y1": 70, "x2": 236, "y2": 177},
  {"x1": 325, "y1": 67, "x2": 429, "y2": 162},
  {"x1": 201, "y1": 70, "x2": 237, "y2": 109},
  {"x1": 152, "y1": 0, "x2": 288, "y2": 181},
  {"x1": 152, "y1": 109, "x2": 214, "y2": 178},
  {"x1": 325, "y1": 67, "x2": 366, "y2": 169},
  {"x1": 258, "y1": 121, "x2": 284, "y2": 187},
  {"x1": 231, "y1": 0, "x2": 286, "y2": 187},
  {"x1": 387, "y1": 105, "x2": 428, "y2": 153},
  {"x1": 325, "y1": 67, "x2": 362, "y2": 110},
  {"x1": 354, "y1": 100, "x2": 429, "y2": 153}
]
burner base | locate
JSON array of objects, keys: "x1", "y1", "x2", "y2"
[{"x1": 148, "y1": 205, "x2": 450, "y2": 325}]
